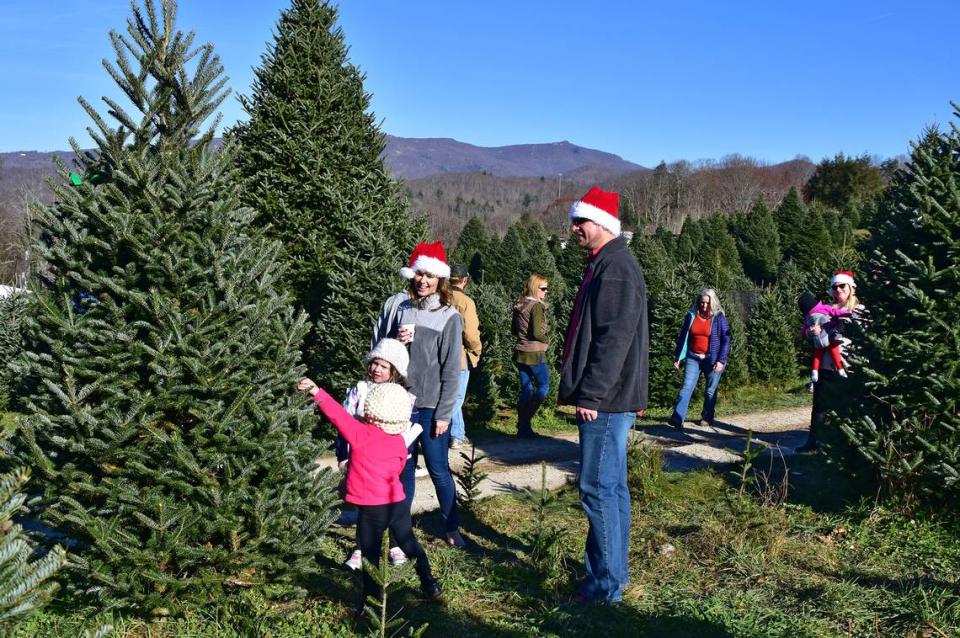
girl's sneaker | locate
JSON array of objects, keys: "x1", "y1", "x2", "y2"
[
  {"x1": 388, "y1": 546, "x2": 408, "y2": 566},
  {"x1": 344, "y1": 549, "x2": 362, "y2": 571}
]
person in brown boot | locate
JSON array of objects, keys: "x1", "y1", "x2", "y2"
[{"x1": 512, "y1": 273, "x2": 551, "y2": 438}]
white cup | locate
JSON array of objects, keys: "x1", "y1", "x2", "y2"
[{"x1": 400, "y1": 323, "x2": 416, "y2": 343}]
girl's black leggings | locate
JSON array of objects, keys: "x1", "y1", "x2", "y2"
[{"x1": 356, "y1": 500, "x2": 433, "y2": 601}]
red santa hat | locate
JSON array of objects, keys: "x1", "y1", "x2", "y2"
[
  {"x1": 829, "y1": 270, "x2": 857, "y2": 292},
  {"x1": 569, "y1": 186, "x2": 621, "y2": 235},
  {"x1": 400, "y1": 241, "x2": 450, "y2": 279}
]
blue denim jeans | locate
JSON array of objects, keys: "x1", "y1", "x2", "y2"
[
  {"x1": 450, "y1": 367, "x2": 470, "y2": 441},
  {"x1": 517, "y1": 361, "x2": 550, "y2": 405},
  {"x1": 400, "y1": 407, "x2": 460, "y2": 533},
  {"x1": 577, "y1": 410, "x2": 634, "y2": 603},
  {"x1": 671, "y1": 355, "x2": 724, "y2": 424}
]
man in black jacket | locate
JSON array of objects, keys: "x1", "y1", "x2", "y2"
[{"x1": 560, "y1": 186, "x2": 649, "y2": 605}]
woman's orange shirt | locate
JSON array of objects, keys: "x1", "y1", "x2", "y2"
[{"x1": 689, "y1": 313, "x2": 711, "y2": 355}]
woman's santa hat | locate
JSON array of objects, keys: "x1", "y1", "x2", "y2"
[
  {"x1": 400, "y1": 241, "x2": 450, "y2": 279},
  {"x1": 829, "y1": 270, "x2": 856, "y2": 293},
  {"x1": 569, "y1": 186, "x2": 621, "y2": 235}
]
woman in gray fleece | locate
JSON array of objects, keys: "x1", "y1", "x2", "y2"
[{"x1": 391, "y1": 241, "x2": 465, "y2": 547}]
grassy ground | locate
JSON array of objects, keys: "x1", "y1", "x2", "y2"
[{"x1": 14, "y1": 430, "x2": 959, "y2": 637}]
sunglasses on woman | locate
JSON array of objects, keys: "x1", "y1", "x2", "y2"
[
  {"x1": 539, "y1": 286, "x2": 549, "y2": 291},
  {"x1": 831, "y1": 283, "x2": 848, "y2": 290}
]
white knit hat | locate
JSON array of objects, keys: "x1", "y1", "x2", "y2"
[
  {"x1": 363, "y1": 383, "x2": 412, "y2": 435},
  {"x1": 365, "y1": 338, "x2": 409, "y2": 379}
]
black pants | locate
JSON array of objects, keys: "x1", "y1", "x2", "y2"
[
  {"x1": 356, "y1": 500, "x2": 433, "y2": 603},
  {"x1": 809, "y1": 369, "x2": 840, "y2": 444}
]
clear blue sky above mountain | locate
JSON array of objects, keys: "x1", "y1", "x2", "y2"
[{"x1": 2, "y1": 0, "x2": 957, "y2": 166}]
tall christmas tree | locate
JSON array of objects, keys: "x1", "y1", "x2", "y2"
[
  {"x1": 732, "y1": 198, "x2": 782, "y2": 284},
  {"x1": 838, "y1": 110, "x2": 960, "y2": 504},
  {"x1": 745, "y1": 286, "x2": 797, "y2": 384},
  {"x1": 229, "y1": 0, "x2": 423, "y2": 391},
  {"x1": 14, "y1": 0, "x2": 339, "y2": 611},
  {"x1": 451, "y1": 216, "x2": 490, "y2": 282}
]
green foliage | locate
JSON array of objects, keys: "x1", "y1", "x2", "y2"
[
  {"x1": 454, "y1": 444, "x2": 488, "y2": 513},
  {"x1": 451, "y1": 217, "x2": 489, "y2": 282},
  {"x1": 745, "y1": 286, "x2": 798, "y2": 384},
  {"x1": 732, "y1": 198, "x2": 782, "y2": 284},
  {"x1": 838, "y1": 111, "x2": 960, "y2": 505},
  {"x1": 675, "y1": 217, "x2": 706, "y2": 262},
  {"x1": 0, "y1": 292, "x2": 27, "y2": 411},
  {"x1": 13, "y1": 0, "x2": 340, "y2": 611},
  {"x1": 803, "y1": 152, "x2": 887, "y2": 213},
  {"x1": 625, "y1": 438, "x2": 664, "y2": 503},
  {"x1": 0, "y1": 468, "x2": 67, "y2": 630},
  {"x1": 719, "y1": 295, "x2": 750, "y2": 387},
  {"x1": 776, "y1": 187, "x2": 832, "y2": 274},
  {"x1": 229, "y1": 0, "x2": 423, "y2": 392},
  {"x1": 645, "y1": 261, "x2": 705, "y2": 409},
  {"x1": 488, "y1": 225, "x2": 526, "y2": 297},
  {"x1": 518, "y1": 462, "x2": 565, "y2": 576},
  {"x1": 469, "y1": 281, "x2": 512, "y2": 420},
  {"x1": 697, "y1": 216, "x2": 745, "y2": 292},
  {"x1": 358, "y1": 535, "x2": 428, "y2": 638}
]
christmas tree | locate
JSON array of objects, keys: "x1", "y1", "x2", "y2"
[
  {"x1": 229, "y1": 0, "x2": 423, "y2": 392},
  {"x1": 14, "y1": 0, "x2": 339, "y2": 611},
  {"x1": 732, "y1": 198, "x2": 782, "y2": 284},
  {"x1": 745, "y1": 286, "x2": 798, "y2": 384},
  {"x1": 838, "y1": 109, "x2": 960, "y2": 504},
  {"x1": 776, "y1": 187, "x2": 832, "y2": 274},
  {"x1": 451, "y1": 216, "x2": 490, "y2": 282}
]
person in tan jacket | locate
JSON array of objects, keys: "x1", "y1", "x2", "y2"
[{"x1": 448, "y1": 264, "x2": 482, "y2": 448}]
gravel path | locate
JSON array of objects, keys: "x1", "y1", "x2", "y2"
[{"x1": 322, "y1": 405, "x2": 811, "y2": 516}]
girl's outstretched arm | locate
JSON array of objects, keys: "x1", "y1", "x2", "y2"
[{"x1": 299, "y1": 378, "x2": 362, "y2": 446}]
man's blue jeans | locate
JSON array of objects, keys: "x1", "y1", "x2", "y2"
[
  {"x1": 450, "y1": 367, "x2": 470, "y2": 441},
  {"x1": 671, "y1": 355, "x2": 724, "y2": 424},
  {"x1": 577, "y1": 410, "x2": 634, "y2": 603},
  {"x1": 400, "y1": 407, "x2": 460, "y2": 533}
]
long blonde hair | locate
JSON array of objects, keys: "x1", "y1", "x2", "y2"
[
  {"x1": 692, "y1": 288, "x2": 723, "y2": 316},
  {"x1": 520, "y1": 273, "x2": 549, "y2": 301}
]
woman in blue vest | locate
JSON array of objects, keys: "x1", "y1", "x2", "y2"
[{"x1": 669, "y1": 288, "x2": 731, "y2": 429}]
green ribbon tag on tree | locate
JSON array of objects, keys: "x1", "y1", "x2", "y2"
[{"x1": 69, "y1": 172, "x2": 83, "y2": 186}]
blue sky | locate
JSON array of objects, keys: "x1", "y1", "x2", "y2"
[{"x1": 1, "y1": 1, "x2": 957, "y2": 167}]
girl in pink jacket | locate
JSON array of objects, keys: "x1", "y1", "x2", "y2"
[
  {"x1": 798, "y1": 291, "x2": 852, "y2": 382},
  {"x1": 298, "y1": 379, "x2": 442, "y2": 610}
]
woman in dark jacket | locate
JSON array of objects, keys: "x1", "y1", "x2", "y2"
[
  {"x1": 669, "y1": 288, "x2": 731, "y2": 429},
  {"x1": 512, "y1": 273, "x2": 550, "y2": 438}
]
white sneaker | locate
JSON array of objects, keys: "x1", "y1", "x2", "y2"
[
  {"x1": 344, "y1": 548, "x2": 362, "y2": 571},
  {"x1": 414, "y1": 465, "x2": 429, "y2": 478},
  {"x1": 389, "y1": 546, "x2": 408, "y2": 566}
]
